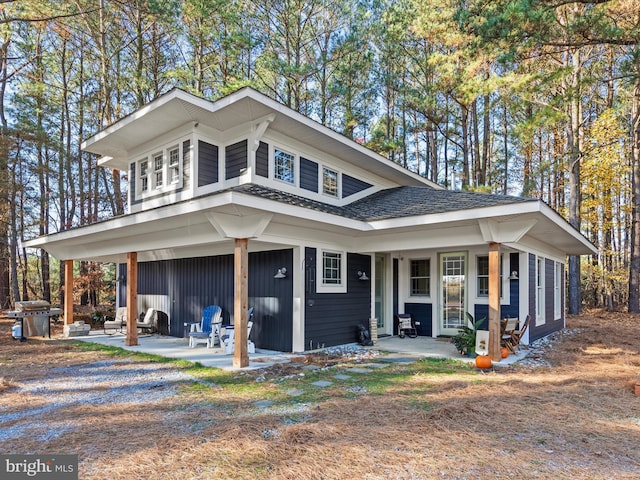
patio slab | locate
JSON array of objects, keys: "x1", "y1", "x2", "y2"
[{"x1": 68, "y1": 330, "x2": 529, "y2": 370}]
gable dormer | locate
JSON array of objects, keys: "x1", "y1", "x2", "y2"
[{"x1": 82, "y1": 87, "x2": 439, "y2": 214}]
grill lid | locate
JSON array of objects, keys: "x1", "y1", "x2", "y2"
[{"x1": 15, "y1": 300, "x2": 51, "y2": 312}]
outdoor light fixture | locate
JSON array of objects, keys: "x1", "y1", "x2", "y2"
[
  {"x1": 357, "y1": 271, "x2": 369, "y2": 281},
  {"x1": 508, "y1": 271, "x2": 519, "y2": 280},
  {"x1": 274, "y1": 267, "x2": 287, "y2": 279}
]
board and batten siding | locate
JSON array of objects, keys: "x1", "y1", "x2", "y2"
[
  {"x1": 528, "y1": 254, "x2": 564, "y2": 342},
  {"x1": 225, "y1": 139, "x2": 248, "y2": 180},
  {"x1": 342, "y1": 174, "x2": 372, "y2": 197},
  {"x1": 304, "y1": 248, "x2": 371, "y2": 349},
  {"x1": 122, "y1": 248, "x2": 294, "y2": 351},
  {"x1": 300, "y1": 157, "x2": 319, "y2": 193},
  {"x1": 256, "y1": 141, "x2": 269, "y2": 178},
  {"x1": 198, "y1": 140, "x2": 219, "y2": 186}
]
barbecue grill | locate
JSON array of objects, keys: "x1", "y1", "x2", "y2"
[{"x1": 8, "y1": 300, "x2": 63, "y2": 341}]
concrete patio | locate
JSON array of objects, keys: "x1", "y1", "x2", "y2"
[{"x1": 69, "y1": 330, "x2": 529, "y2": 370}]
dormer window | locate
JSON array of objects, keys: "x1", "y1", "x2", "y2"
[
  {"x1": 140, "y1": 160, "x2": 149, "y2": 192},
  {"x1": 274, "y1": 149, "x2": 295, "y2": 184},
  {"x1": 169, "y1": 146, "x2": 180, "y2": 183},
  {"x1": 135, "y1": 140, "x2": 184, "y2": 200},
  {"x1": 153, "y1": 153, "x2": 164, "y2": 188},
  {"x1": 322, "y1": 166, "x2": 339, "y2": 197}
]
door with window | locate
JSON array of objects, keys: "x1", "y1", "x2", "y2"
[{"x1": 440, "y1": 252, "x2": 467, "y2": 336}]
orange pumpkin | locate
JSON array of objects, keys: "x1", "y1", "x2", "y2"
[
  {"x1": 501, "y1": 347, "x2": 509, "y2": 358},
  {"x1": 475, "y1": 354, "x2": 492, "y2": 369}
]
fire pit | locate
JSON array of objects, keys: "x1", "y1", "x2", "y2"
[{"x1": 8, "y1": 300, "x2": 63, "y2": 341}]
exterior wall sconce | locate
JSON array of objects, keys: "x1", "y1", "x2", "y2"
[
  {"x1": 274, "y1": 267, "x2": 287, "y2": 279},
  {"x1": 508, "y1": 271, "x2": 519, "y2": 280},
  {"x1": 357, "y1": 271, "x2": 369, "y2": 281}
]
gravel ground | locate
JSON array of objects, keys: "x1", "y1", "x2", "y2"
[{"x1": 0, "y1": 359, "x2": 196, "y2": 445}]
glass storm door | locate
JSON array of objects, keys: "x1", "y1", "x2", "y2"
[{"x1": 440, "y1": 253, "x2": 466, "y2": 336}]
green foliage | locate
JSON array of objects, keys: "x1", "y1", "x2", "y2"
[{"x1": 451, "y1": 313, "x2": 485, "y2": 355}]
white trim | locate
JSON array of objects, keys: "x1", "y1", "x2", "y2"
[
  {"x1": 316, "y1": 249, "x2": 347, "y2": 294},
  {"x1": 536, "y1": 256, "x2": 545, "y2": 326}
]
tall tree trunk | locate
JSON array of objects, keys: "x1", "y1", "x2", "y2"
[
  {"x1": 628, "y1": 73, "x2": 640, "y2": 312},
  {"x1": 567, "y1": 49, "x2": 582, "y2": 315}
]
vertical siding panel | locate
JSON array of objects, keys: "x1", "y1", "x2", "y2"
[
  {"x1": 342, "y1": 174, "x2": 372, "y2": 197},
  {"x1": 225, "y1": 140, "x2": 248, "y2": 180},
  {"x1": 135, "y1": 249, "x2": 294, "y2": 351},
  {"x1": 300, "y1": 157, "x2": 318, "y2": 192},
  {"x1": 304, "y1": 249, "x2": 371, "y2": 348},
  {"x1": 256, "y1": 141, "x2": 269, "y2": 177},
  {"x1": 198, "y1": 140, "x2": 219, "y2": 186}
]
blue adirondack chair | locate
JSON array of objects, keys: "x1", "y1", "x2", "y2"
[{"x1": 188, "y1": 305, "x2": 222, "y2": 348}]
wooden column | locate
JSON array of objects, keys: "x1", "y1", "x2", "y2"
[
  {"x1": 64, "y1": 260, "x2": 74, "y2": 325},
  {"x1": 233, "y1": 238, "x2": 249, "y2": 368},
  {"x1": 488, "y1": 242, "x2": 501, "y2": 361},
  {"x1": 126, "y1": 252, "x2": 138, "y2": 346}
]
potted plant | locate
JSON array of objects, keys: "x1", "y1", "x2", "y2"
[{"x1": 451, "y1": 313, "x2": 485, "y2": 357}]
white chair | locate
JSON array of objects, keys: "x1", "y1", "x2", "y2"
[
  {"x1": 137, "y1": 308, "x2": 157, "y2": 334},
  {"x1": 222, "y1": 320, "x2": 255, "y2": 354},
  {"x1": 104, "y1": 307, "x2": 127, "y2": 334}
]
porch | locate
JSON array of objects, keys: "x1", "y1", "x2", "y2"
[{"x1": 69, "y1": 330, "x2": 529, "y2": 370}]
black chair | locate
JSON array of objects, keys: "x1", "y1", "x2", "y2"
[{"x1": 397, "y1": 313, "x2": 418, "y2": 338}]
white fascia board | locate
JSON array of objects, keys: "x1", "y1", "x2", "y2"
[
  {"x1": 538, "y1": 202, "x2": 598, "y2": 254},
  {"x1": 82, "y1": 89, "x2": 219, "y2": 151}
]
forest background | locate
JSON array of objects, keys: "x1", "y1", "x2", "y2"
[{"x1": 0, "y1": 0, "x2": 639, "y2": 313}]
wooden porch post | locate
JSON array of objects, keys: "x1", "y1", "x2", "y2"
[
  {"x1": 233, "y1": 238, "x2": 249, "y2": 368},
  {"x1": 126, "y1": 252, "x2": 138, "y2": 346},
  {"x1": 488, "y1": 242, "x2": 501, "y2": 361},
  {"x1": 64, "y1": 260, "x2": 74, "y2": 325}
]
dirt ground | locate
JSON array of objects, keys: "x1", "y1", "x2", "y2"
[{"x1": 1, "y1": 310, "x2": 639, "y2": 479}]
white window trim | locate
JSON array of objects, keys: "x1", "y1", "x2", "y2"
[
  {"x1": 316, "y1": 249, "x2": 347, "y2": 294},
  {"x1": 554, "y1": 261, "x2": 562, "y2": 320},
  {"x1": 409, "y1": 258, "x2": 431, "y2": 297},
  {"x1": 475, "y1": 253, "x2": 505, "y2": 300},
  {"x1": 536, "y1": 257, "x2": 545, "y2": 326},
  {"x1": 321, "y1": 165, "x2": 340, "y2": 198},
  {"x1": 273, "y1": 147, "x2": 296, "y2": 186},
  {"x1": 135, "y1": 141, "x2": 184, "y2": 200}
]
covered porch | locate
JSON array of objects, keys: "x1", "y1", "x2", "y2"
[{"x1": 68, "y1": 329, "x2": 530, "y2": 370}]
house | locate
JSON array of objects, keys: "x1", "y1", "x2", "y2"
[{"x1": 25, "y1": 87, "x2": 597, "y2": 366}]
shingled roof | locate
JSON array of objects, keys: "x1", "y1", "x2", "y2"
[{"x1": 231, "y1": 184, "x2": 536, "y2": 222}]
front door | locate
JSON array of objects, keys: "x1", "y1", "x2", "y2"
[{"x1": 440, "y1": 252, "x2": 467, "y2": 336}]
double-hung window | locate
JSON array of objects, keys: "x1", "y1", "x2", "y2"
[
  {"x1": 153, "y1": 153, "x2": 164, "y2": 188},
  {"x1": 477, "y1": 254, "x2": 503, "y2": 297},
  {"x1": 274, "y1": 149, "x2": 295, "y2": 184},
  {"x1": 410, "y1": 259, "x2": 430, "y2": 296},
  {"x1": 135, "y1": 141, "x2": 184, "y2": 200},
  {"x1": 169, "y1": 146, "x2": 180, "y2": 184}
]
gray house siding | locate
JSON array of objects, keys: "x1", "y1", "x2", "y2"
[
  {"x1": 256, "y1": 141, "x2": 269, "y2": 178},
  {"x1": 304, "y1": 248, "x2": 371, "y2": 349},
  {"x1": 198, "y1": 140, "x2": 219, "y2": 186},
  {"x1": 342, "y1": 174, "x2": 372, "y2": 197},
  {"x1": 403, "y1": 303, "x2": 432, "y2": 336},
  {"x1": 529, "y1": 255, "x2": 564, "y2": 342},
  {"x1": 122, "y1": 248, "x2": 294, "y2": 351},
  {"x1": 300, "y1": 157, "x2": 319, "y2": 192},
  {"x1": 225, "y1": 139, "x2": 248, "y2": 180}
]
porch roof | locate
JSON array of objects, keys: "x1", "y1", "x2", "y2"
[{"x1": 24, "y1": 183, "x2": 597, "y2": 262}]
